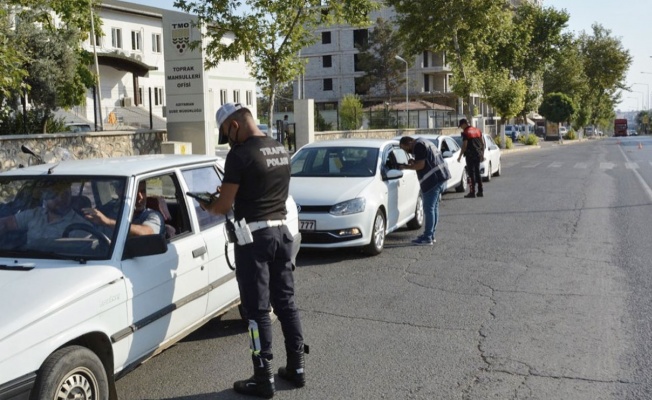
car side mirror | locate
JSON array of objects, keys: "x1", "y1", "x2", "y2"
[
  {"x1": 122, "y1": 234, "x2": 168, "y2": 260},
  {"x1": 442, "y1": 151, "x2": 453, "y2": 158},
  {"x1": 385, "y1": 169, "x2": 403, "y2": 180}
]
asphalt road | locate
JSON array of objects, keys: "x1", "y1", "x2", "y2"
[{"x1": 118, "y1": 135, "x2": 652, "y2": 399}]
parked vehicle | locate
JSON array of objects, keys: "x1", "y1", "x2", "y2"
[
  {"x1": 257, "y1": 124, "x2": 278, "y2": 141},
  {"x1": 559, "y1": 126, "x2": 568, "y2": 136},
  {"x1": 64, "y1": 122, "x2": 93, "y2": 133},
  {"x1": 450, "y1": 133, "x2": 502, "y2": 182},
  {"x1": 398, "y1": 134, "x2": 468, "y2": 193},
  {"x1": 504, "y1": 124, "x2": 520, "y2": 141},
  {"x1": 0, "y1": 154, "x2": 301, "y2": 399},
  {"x1": 290, "y1": 139, "x2": 423, "y2": 255}
]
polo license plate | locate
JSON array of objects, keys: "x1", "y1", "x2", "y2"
[{"x1": 299, "y1": 220, "x2": 316, "y2": 231}]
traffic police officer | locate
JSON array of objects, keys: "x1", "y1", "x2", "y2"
[{"x1": 201, "y1": 103, "x2": 306, "y2": 398}]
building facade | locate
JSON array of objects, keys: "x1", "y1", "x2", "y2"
[{"x1": 70, "y1": 0, "x2": 257, "y2": 130}]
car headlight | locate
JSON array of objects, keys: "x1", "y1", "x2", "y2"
[{"x1": 330, "y1": 197, "x2": 366, "y2": 215}]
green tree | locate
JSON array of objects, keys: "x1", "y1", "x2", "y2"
[
  {"x1": 355, "y1": 17, "x2": 404, "y2": 101},
  {"x1": 176, "y1": 0, "x2": 378, "y2": 130},
  {"x1": 1, "y1": 0, "x2": 97, "y2": 133},
  {"x1": 578, "y1": 24, "x2": 631, "y2": 127},
  {"x1": 339, "y1": 94, "x2": 363, "y2": 130},
  {"x1": 387, "y1": 0, "x2": 512, "y2": 107},
  {"x1": 482, "y1": 69, "x2": 527, "y2": 147},
  {"x1": 538, "y1": 92, "x2": 576, "y2": 123}
]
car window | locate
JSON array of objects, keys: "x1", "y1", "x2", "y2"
[
  {"x1": 384, "y1": 147, "x2": 409, "y2": 170},
  {"x1": 143, "y1": 174, "x2": 191, "y2": 239},
  {"x1": 292, "y1": 147, "x2": 378, "y2": 177},
  {"x1": 451, "y1": 136, "x2": 463, "y2": 147},
  {"x1": 0, "y1": 176, "x2": 126, "y2": 260},
  {"x1": 444, "y1": 137, "x2": 459, "y2": 152},
  {"x1": 182, "y1": 166, "x2": 225, "y2": 230}
]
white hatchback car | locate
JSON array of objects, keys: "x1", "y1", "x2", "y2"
[
  {"x1": 450, "y1": 133, "x2": 502, "y2": 181},
  {"x1": 290, "y1": 139, "x2": 423, "y2": 255},
  {"x1": 0, "y1": 154, "x2": 300, "y2": 399}
]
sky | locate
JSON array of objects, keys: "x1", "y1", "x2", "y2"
[{"x1": 135, "y1": 0, "x2": 652, "y2": 112}]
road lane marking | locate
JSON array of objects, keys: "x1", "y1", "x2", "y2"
[
  {"x1": 618, "y1": 146, "x2": 652, "y2": 200},
  {"x1": 574, "y1": 163, "x2": 587, "y2": 169},
  {"x1": 548, "y1": 162, "x2": 563, "y2": 168},
  {"x1": 600, "y1": 162, "x2": 616, "y2": 170},
  {"x1": 523, "y1": 162, "x2": 541, "y2": 168},
  {"x1": 625, "y1": 162, "x2": 639, "y2": 170}
]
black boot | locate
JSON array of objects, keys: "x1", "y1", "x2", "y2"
[
  {"x1": 234, "y1": 357, "x2": 275, "y2": 398},
  {"x1": 278, "y1": 346, "x2": 305, "y2": 388}
]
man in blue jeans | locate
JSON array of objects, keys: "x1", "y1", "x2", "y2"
[{"x1": 399, "y1": 136, "x2": 451, "y2": 246}]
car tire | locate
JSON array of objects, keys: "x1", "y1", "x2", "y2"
[
  {"x1": 31, "y1": 346, "x2": 109, "y2": 400},
  {"x1": 363, "y1": 210, "x2": 386, "y2": 256},
  {"x1": 483, "y1": 162, "x2": 492, "y2": 182},
  {"x1": 455, "y1": 169, "x2": 468, "y2": 193},
  {"x1": 406, "y1": 193, "x2": 424, "y2": 230}
]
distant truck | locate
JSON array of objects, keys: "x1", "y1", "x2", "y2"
[{"x1": 614, "y1": 119, "x2": 628, "y2": 137}]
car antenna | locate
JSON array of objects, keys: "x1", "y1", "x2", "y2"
[{"x1": 47, "y1": 162, "x2": 59, "y2": 174}]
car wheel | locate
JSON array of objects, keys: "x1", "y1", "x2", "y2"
[
  {"x1": 455, "y1": 169, "x2": 468, "y2": 193},
  {"x1": 483, "y1": 162, "x2": 492, "y2": 182},
  {"x1": 406, "y1": 193, "x2": 424, "y2": 230},
  {"x1": 495, "y1": 161, "x2": 502, "y2": 177},
  {"x1": 31, "y1": 346, "x2": 109, "y2": 400},
  {"x1": 363, "y1": 210, "x2": 386, "y2": 256}
]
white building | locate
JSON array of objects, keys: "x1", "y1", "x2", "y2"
[
  {"x1": 295, "y1": 0, "x2": 542, "y2": 127},
  {"x1": 70, "y1": 0, "x2": 257, "y2": 131}
]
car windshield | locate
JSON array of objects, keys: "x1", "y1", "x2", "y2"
[
  {"x1": 291, "y1": 147, "x2": 379, "y2": 177},
  {"x1": 451, "y1": 136, "x2": 463, "y2": 146},
  {"x1": 0, "y1": 175, "x2": 126, "y2": 260}
]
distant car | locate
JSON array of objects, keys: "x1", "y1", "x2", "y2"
[
  {"x1": 64, "y1": 122, "x2": 93, "y2": 133},
  {"x1": 257, "y1": 124, "x2": 278, "y2": 141},
  {"x1": 584, "y1": 126, "x2": 595, "y2": 136},
  {"x1": 559, "y1": 126, "x2": 568, "y2": 136},
  {"x1": 0, "y1": 154, "x2": 301, "y2": 399},
  {"x1": 395, "y1": 134, "x2": 468, "y2": 193},
  {"x1": 290, "y1": 139, "x2": 423, "y2": 255},
  {"x1": 504, "y1": 125, "x2": 520, "y2": 141},
  {"x1": 628, "y1": 129, "x2": 638, "y2": 136}
]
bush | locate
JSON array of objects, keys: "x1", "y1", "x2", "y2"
[
  {"x1": 564, "y1": 130, "x2": 577, "y2": 140},
  {"x1": 494, "y1": 135, "x2": 513, "y2": 149},
  {"x1": 523, "y1": 134, "x2": 539, "y2": 145}
]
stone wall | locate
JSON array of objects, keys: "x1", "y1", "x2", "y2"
[
  {"x1": 314, "y1": 127, "x2": 460, "y2": 141},
  {"x1": 0, "y1": 130, "x2": 167, "y2": 171}
]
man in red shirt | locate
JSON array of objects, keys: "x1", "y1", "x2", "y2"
[{"x1": 457, "y1": 119, "x2": 486, "y2": 198}]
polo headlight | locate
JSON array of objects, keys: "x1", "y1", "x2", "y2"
[{"x1": 330, "y1": 197, "x2": 366, "y2": 215}]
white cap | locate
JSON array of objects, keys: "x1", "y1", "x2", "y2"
[{"x1": 216, "y1": 102, "x2": 245, "y2": 127}]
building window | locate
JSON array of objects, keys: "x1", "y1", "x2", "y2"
[
  {"x1": 138, "y1": 87, "x2": 144, "y2": 105},
  {"x1": 323, "y1": 78, "x2": 333, "y2": 91},
  {"x1": 354, "y1": 54, "x2": 363, "y2": 72},
  {"x1": 90, "y1": 33, "x2": 102, "y2": 47},
  {"x1": 220, "y1": 89, "x2": 228, "y2": 105},
  {"x1": 111, "y1": 28, "x2": 122, "y2": 49},
  {"x1": 245, "y1": 90, "x2": 253, "y2": 106},
  {"x1": 354, "y1": 77, "x2": 369, "y2": 96},
  {"x1": 353, "y1": 29, "x2": 368, "y2": 48},
  {"x1": 321, "y1": 31, "x2": 331, "y2": 44},
  {"x1": 131, "y1": 31, "x2": 141, "y2": 51},
  {"x1": 152, "y1": 33, "x2": 162, "y2": 53},
  {"x1": 323, "y1": 55, "x2": 332, "y2": 68},
  {"x1": 424, "y1": 75, "x2": 430, "y2": 92},
  {"x1": 423, "y1": 51, "x2": 429, "y2": 68},
  {"x1": 154, "y1": 87, "x2": 164, "y2": 106},
  {"x1": 233, "y1": 90, "x2": 240, "y2": 103}
]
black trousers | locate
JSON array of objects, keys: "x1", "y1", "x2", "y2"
[
  {"x1": 234, "y1": 225, "x2": 304, "y2": 360},
  {"x1": 466, "y1": 159, "x2": 483, "y2": 194}
]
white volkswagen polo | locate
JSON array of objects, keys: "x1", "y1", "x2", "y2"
[
  {"x1": 290, "y1": 139, "x2": 423, "y2": 255},
  {"x1": 0, "y1": 154, "x2": 300, "y2": 400}
]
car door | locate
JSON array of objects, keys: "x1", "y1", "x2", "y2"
[
  {"x1": 181, "y1": 164, "x2": 239, "y2": 317},
  {"x1": 442, "y1": 137, "x2": 464, "y2": 191},
  {"x1": 120, "y1": 172, "x2": 209, "y2": 362},
  {"x1": 383, "y1": 145, "x2": 417, "y2": 230}
]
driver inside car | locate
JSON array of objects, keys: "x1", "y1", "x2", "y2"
[{"x1": 0, "y1": 181, "x2": 91, "y2": 246}]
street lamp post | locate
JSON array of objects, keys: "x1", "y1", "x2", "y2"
[
  {"x1": 395, "y1": 55, "x2": 408, "y2": 127},
  {"x1": 633, "y1": 83, "x2": 650, "y2": 109}
]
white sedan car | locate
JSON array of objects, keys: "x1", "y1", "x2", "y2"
[
  {"x1": 397, "y1": 134, "x2": 468, "y2": 193},
  {"x1": 450, "y1": 133, "x2": 502, "y2": 181},
  {"x1": 0, "y1": 154, "x2": 300, "y2": 399},
  {"x1": 290, "y1": 139, "x2": 424, "y2": 255}
]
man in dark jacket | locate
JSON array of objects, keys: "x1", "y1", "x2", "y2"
[
  {"x1": 399, "y1": 136, "x2": 451, "y2": 246},
  {"x1": 457, "y1": 119, "x2": 486, "y2": 198}
]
